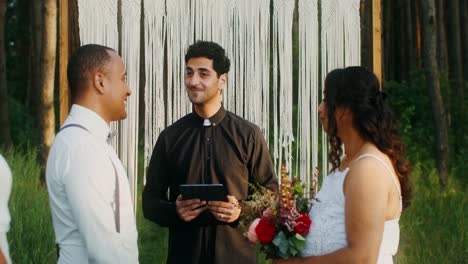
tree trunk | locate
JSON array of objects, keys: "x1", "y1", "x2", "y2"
[
  {"x1": 69, "y1": 0, "x2": 80, "y2": 53},
  {"x1": 459, "y1": 0, "x2": 468, "y2": 152},
  {"x1": 39, "y1": 0, "x2": 57, "y2": 181},
  {"x1": 30, "y1": 0, "x2": 43, "y2": 114},
  {"x1": 446, "y1": 0, "x2": 464, "y2": 153},
  {"x1": 398, "y1": 2, "x2": 407, "y2": 80},
  {"x1": 435, "y1": 0, "x2": 448, "y2": 74},
  {"x1": 383, "y1": 0, "x2": 394, "y2": 81},
  {"x1": 58, "y1": 0, "x2": 70, "y2": 125},
  {"x1": 57, "y1": 0, "x2": 79, "y2": 124},
  {"x1": 461, "y1": 0, "x2": 468, "y2": 81},
  {"x1": 405, "y1": 0, "x2": 416, "y2": 74},
  {"x1": 435, "y1": 0, "x2": 451, "y2": 128},
  {"x1": 13, "y1": 0, "x2": 31, "y2": 107},
  {"x1": 414, "y1": 0, "x2": 423, "y2": 68},
  {"x1": 371, "y1": 0, "x2": 382, "y2": 83},
  {"x1": 360, "y1": 0, "x2": 373, "y2": 70},
  {"x1": 0, "y1": 0, "x2": 12, "y2": 148},
  {"x1": 420, "y1": 0, "x2": 450, "y2": 187},
  {"x1": 25, "y1": 0, "x2": 33, "y2": 108}
]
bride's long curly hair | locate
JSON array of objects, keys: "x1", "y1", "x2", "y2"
[{"x1": 324, "y1": 66, "x2": 412, "y2": 209}]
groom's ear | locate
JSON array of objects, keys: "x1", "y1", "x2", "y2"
[{"x1": 92, "y1": 71, "x2": 106, "y2": 94}]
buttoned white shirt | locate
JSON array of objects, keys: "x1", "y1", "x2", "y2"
[
  {"x1": 46, "y1": 105, "x2": 138, "y2": 263},
  {"x1": 0, "y1": 154, "x2": 12, "y2": 264}
]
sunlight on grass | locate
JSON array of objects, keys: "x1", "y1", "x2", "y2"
[{"x1": 4, "y1": 147, "x2": 56, "y2": 263}]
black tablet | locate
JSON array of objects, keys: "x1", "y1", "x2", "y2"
[{"x1": 179, "y1": 184, "x2": 228, "y2": 201}]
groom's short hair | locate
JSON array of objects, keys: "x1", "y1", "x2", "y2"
[{"x1": 67, "y1": 44, "x2": 115, "y2": 100}]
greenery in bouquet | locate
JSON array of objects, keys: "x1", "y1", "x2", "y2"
[{"x1": 240, "y1": 164, "x2": 315, "y2": 259}]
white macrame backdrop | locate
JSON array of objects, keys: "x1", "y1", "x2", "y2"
[
  {"x1": 272, "y1": 0, "x2": 295, "y2": 178},
  {"x1": 143, "y1": 0, "x2": 272, "y2": 171},
  {"x1": 78, "y1": 0, "x2": 118, "y2": 51},
  {"x1": 120, "y1": 0, "x2": 141, "y2": 211},
  {"x1": 77, "y1": 0, "x2": 140, "y2": 209},
  {"x1": 143, "y1": 0, "x2": 360, "y2": 186},
  {"x1": 297, "y1": 0, "x2": 319, "y2": 196},
  {"x1": 143, "y1": 0, "x2": 166, "y2": 181},
  {"x1": 321, "y1": 0, "x2": 361, "y2": 175},
  {"x1": 165, "y1": 0, "x2": 190, "y2": 125},
  {"x1": 76, "y1": 0, "x2": 362, "y2": 203}
]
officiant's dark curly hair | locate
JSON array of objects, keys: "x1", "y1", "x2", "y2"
[
  {"x1": 185, "y1": 41, "x2": 231, "y2": 77},
  {"x1": 324, "y1": 66, "x2": 412, "y2": 209}
]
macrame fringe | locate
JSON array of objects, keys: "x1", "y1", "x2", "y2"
[
  {"x1": 120, "y1": 0, "x2": 141, "y2": 211},
  {"x1": 77, "y1": 0, "x2": 361, "y2": 202},
  {"x1": 143, "y1": 0, "x2": 166, "y2": 185},
  {"x1": 297, "y1": 0, "x2": 319, "y2": 196},
  {"x1": 272, "y1": 0, "x2": 295, "y2": 180},
  {"x1": 143, "y1": 0, "x2": 272, "y2": 178}
]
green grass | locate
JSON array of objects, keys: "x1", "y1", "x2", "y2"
[
  {"x1": 136, "y1": 163, "x2": 168, "y2": 263},
  {"x1": 2, "y1": 146, "x2": 466, "y2": 263},
  {"x1": 3, "y1": 147, "x2": 56, "y2": 263},
  {"x1": 395, "y1": 162, "x2": 467, "y2": 264}
]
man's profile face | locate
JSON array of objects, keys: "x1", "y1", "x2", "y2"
[
  {"x1": 102, "y1": 51, "x2": 131, "y2": 121},
  {"x1": 185, "y1": 57, "x2": 225, "y2": 106}
]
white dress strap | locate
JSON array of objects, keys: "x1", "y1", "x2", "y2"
[{"x1": 353, "y1": 153, "x2": 403, "y2": 211}]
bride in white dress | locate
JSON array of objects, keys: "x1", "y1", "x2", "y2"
[{"x1": 274, "y1": 67, "x2": 411, "y2": 264}]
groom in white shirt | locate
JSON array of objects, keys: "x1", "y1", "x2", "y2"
[{"x1": 46, "y1": 44, "x2": 138, "y2": 263}]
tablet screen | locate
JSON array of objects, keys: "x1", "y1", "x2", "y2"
[{"x1": 179, "y1": 184, "x2": 227, "y2": 201}]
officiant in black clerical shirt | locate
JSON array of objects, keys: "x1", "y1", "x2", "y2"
[{"x1": 142, "y1": 41, "x2": 278, "y2": 264}]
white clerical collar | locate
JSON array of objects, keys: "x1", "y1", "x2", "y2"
[
  {"x1": 203, "y1": 119, "x2": 212, "y2": 126},
  {"x1": 67, "y1": 104, "x2": 111, "y2": 142}
]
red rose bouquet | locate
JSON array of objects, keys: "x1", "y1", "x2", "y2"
[{"x1": 241, "y1": 164, "x2": 315, "y2": 259}]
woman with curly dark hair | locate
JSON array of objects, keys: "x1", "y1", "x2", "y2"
[{"x1": 274, "y1": 66, "x2": 411, "y2": 264}]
